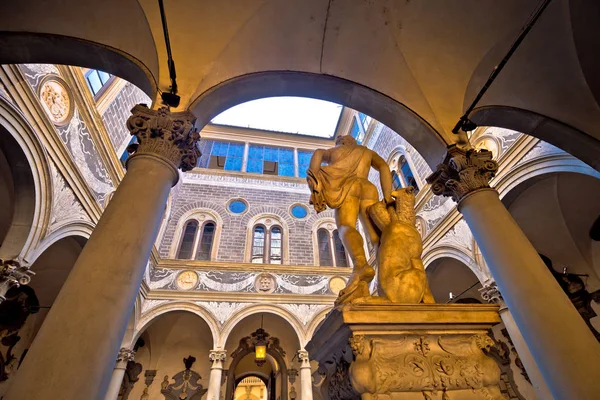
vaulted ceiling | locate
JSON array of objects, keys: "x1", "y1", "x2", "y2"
[{"x1": 1, "y1": 0, "x2": 599, "y2": 168}]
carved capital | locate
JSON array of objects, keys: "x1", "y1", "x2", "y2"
[
  {"x1": 209, "y1": 350, "x2": 227, "y2": 368},
  {"x1": 426, "y1": 145, "x2": 498, "y2": 203},
  {"x1": 479, "y1": 282, "x2": 504, "y2": 305},
  {"x1": 116, "y1": 348, "x2": 135, "y2": 368},
  {"x1": 0, "y1": 259, "x2": 35, "y2": 302},
  {"x1": 126, "y1": 104, "x2": 201, "y2": 172},
  {"x1": 297, "y1": 349, "x2": 310, "y2": 366}
]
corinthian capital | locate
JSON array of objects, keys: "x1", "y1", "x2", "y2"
[
  {"x1": 209, "y1": 350, "x2": 227, "y2": 367},
  {"x1": 126, "y1": 104, "x2": 201, "y2": 172},
  {"x1": 116, "y1": 348, "x2": 135, "y2": 368},
  {"x1": 0, "y1": 259, "x2": 34, "y2": 303},
  {"x1": 297, "y1": 349, "x2": 310, "y2": 366},
  {"x1": 479, "y1": 281, "x2": 504, "y2": 305},
  {"x1": 426, "y1": 145, "x2": 498, "y2": 203}
]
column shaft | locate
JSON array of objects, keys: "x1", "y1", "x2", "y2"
[
  {"x1": 4, "y1": 154, "x2": 177, "y2": 400},
  {"x1": 104, "y1": 366, "x2": 127, "y2": 400},
  {"x1": 460, "y1": 189, "x2": 600, "y2": 399},
  {"x1": 298, "y1": 350, "x2": 312, "y2": 400},
  {"x1": 207, "y1": 367, "x2": 223, "y2": 400}
]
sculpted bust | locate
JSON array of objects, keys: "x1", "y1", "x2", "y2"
[{"x1": 307, "y1": 135, "x2": 433, "y2": 304}]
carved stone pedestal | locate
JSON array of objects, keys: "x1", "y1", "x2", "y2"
[{"x1": 306, "y1": 303, "x2": 505, "y2": 400}]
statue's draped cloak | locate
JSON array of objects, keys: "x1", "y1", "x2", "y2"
[{"x1": 308, "y1": 145, "x2": 364, "y2": 212}]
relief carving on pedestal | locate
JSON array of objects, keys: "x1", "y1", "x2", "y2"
[{"x1": 346, "y1": 333, "x2": 505, "y2": 400}]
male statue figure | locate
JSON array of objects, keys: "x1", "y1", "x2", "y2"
[{"x1": 307, "y1": 135, "x2": 392, "y2": 303}]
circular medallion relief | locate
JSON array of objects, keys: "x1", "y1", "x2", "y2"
[
  {"x1": 254, "y1": 273, "x2": 276, "y2": 294},
  {"x1": 176, "y1": 270, "x2": 199, "y2": 290},
  {"x1": 329, "y1": 277, "x2": 347, "y2": 295},
  {"x1": 39, "y1": 78, "x2": 72, "y2": 125}
]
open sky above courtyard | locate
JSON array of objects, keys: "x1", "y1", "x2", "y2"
[{"x1": 211, "y1": 97, "x2": 343, "y2": 138}]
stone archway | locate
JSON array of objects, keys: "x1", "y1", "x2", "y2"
[{"x1": 425, "y1": 256, "x2": 483, "y2": 304}]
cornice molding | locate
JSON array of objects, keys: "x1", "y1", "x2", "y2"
[
  {"x1": 145, "y1": 290, "x2": 337, "y2": 304},
  {"x1": 156, "y1": 259, "x2": 353, "y2": 277}
]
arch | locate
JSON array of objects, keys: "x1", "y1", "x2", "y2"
[
  {"x1": 425, "y1": 255, "x2": 483, "y2": 303},
  {"x1": 244, "y1": 212, "x2": 290, "y2": 264},
  {"x1": 28, "y1": 220, "x2": 93, "y2": 264},
  {"x1": 0, "y1": 0, "x2": 158, "y2": 96},
  {"x1": 386, "y1": 146, "x2": 425, "y2": 189},
  {"x1": 0, "y1": 97, "x2": 52, "y2": 261},
  {"x1": 219, "y1": 304, "x2": 304, "y2": 349},
  {"x1": 167, "y1": 202, "x2": 227, "y2": 259},
  {"x1": 422, "y1": 245, "x2": 483, "y2": 282},
  {"x1": 471, "y1": 106, "x2": 600, "y2": 171},
  {"x1": 189, "y1": 71, "x2": 447, "y2": 169},
  {"x1": 304, "y1": 307, "x2": 333, "y2": 344},
  {"x1": 495, "y1": 152, "x2": 600, "y2": 207},
  {"x1": 133, "y1": 301, "x2": 220, "y2": 349}
]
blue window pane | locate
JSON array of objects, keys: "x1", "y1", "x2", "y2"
[
  {"x1": 298, "y1": 168, "x2": 308, "y2": 178},
  {"x1": 228, "y1": 143, "x2": 244, "y2": 157},
  {"x1": 264, "y1": 147, "x2": 278, "y2": 162},
  {"x1": 248, "y1": 145, "x2": 264, "y2": 159},
  {"x1": 212, "y1": 142, "x2": 228, "y2": 156},
  {"x1": 279, "y1": 149, "x2": 294, "y2": 163},
  {"x1": 228, "y1": 200, "x2": 248, "y2": 214},
  {"x1": 350, "y1": 120, "x2": 360, "y2": 139},
  {"x1": 291, "y1": 205, "x2": 308, "y2": 219},
  {"x1": 86, "y1": 71, "x2": 102, "y2": 95},
  {"x1": 359, "y1": 112, "x2": 368, "y2": 124},
  {"x1": 279, "y1": 163, "x2": 294, "y2": 177},
  {"x1": 225, "y1": 156, "x2": 242, "y2": 171},
  {"x1": 246, "y1": 159, "x2": 263, "y2": 174},
  {"x1": 98, "y1": 71, "x2": 111, "y2": 84}
]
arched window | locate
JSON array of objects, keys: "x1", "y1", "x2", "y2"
[
  {"x1": 398, "y1": 155, "x2": 419, "y2": 194},
  {"x1": 176, "y1": 219, "x2": 217, "y2": 261},
  {"x1": 177, "y1": 220, "x2": 198, "y2": 259},
  {"x1": 270, "y1": 227, "x2": 282, "y2": 264},
  {"x1": 195, "y1": 222, "x2": 215, "y2": 261},
  {"x1": 317, "y1": 228, "x2": 334, "y2": 266},
  {"x1": 391, "y1": 170, "x2": 402, "y2": 190},
  {"x1": 251, "y1": 224, "x2": 284, "y2": 264},
  {"x1": 251, "y1": 225, "x2": 266, "y2": 263},
  {"x1": 314, "y1": 226, "x2": 349, "y2": 267},
  {"x1": 333, "y1": 230, "x2": 348, "y2": 267}
]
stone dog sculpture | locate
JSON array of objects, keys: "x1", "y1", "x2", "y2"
[
  {"x1": 307, "y1": 135, "x2": 433, "y2": 304},
  {"x1": 367, "y1": 187, "x2": 435, "y2": 304}
]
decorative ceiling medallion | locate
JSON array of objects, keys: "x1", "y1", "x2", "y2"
[
  {"x1": 329, "y1": 276, "x2": 347, "y2": 295},
  {"x1": 255, "y1": 273, "x2": 276, "y2": 294},
  {"x1": 176, "y1": 270, "x2": 199, "y2": 291},
  {"x1": 39, "y1": 77, "x2": 73, "y2": 126}
]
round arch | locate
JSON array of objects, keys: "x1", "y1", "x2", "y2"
[
  {"x1": 422, "y1": 245, "x2": 483, "y2": 282},
  {"x1": 471, "y1": 106, "x2": 600, "y2": 171},
  {"x1": 27, "y1": 221, "x2": 94, "y2": 264},
  {"x1": 304, "y1": 306, "x2": 333, "y2": 345},
  {"x1": 133, "y1": 301, "x2": 220, "y2": 349},
  {"x1": 189, "y1": 71, "x2": 448, "y2": 169},
  {"x1": 0, "y1": 97, "x2": 52, "y2": 262},
  {"x1": 219, "y1": 304, "x2": 304, "y2": 349},
  {"x1": 425, "y1": 254, "x2": 484, "y2": 304}
]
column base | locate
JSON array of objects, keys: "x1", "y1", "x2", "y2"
[{"x1": 306, "y1": 303, "x2": 505, "y2": 400}]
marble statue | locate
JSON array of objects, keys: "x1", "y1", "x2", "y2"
[{"x1": 308, "y1": 135, "x2": 433, "y2": 304}]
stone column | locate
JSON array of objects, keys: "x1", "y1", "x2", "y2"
[
  {"x1": 207, "y1": 350, "x2": 226, "y2": 400},
  {"x1": 480, "y1": 282, "x2": 553, "y2": 400},
  {"x1": 297, "y1": 350, "x2": 313, "y2": 400},
  {"x1": 104, "y1": 348, "x2": 135, "y2": 400},
  {"x1": 427, "y1": 145, "x2": 600, "y2": 399},
  {"x1": 0, "y1": 258, "x2": 34, "y2": 303},
  {"x1": 4, "y1": 105, "x2": 200, "y2": 400}
]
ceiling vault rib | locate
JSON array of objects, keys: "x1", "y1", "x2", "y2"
[{"x1": 319, "y1": 0, "x2": 333, "y2": 74}]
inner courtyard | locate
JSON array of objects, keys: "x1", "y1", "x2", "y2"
[{"x1": 0, "y1": 1, "x2": 600, "y2": 400}]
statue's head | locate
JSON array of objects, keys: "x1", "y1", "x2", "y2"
[{"x1": 335, "y1": 135, "x2": 357, "y2": 147}]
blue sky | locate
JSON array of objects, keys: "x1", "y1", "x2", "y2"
[{"x1": 211, "y1": 97, "x2": 343, "y2": 138}]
